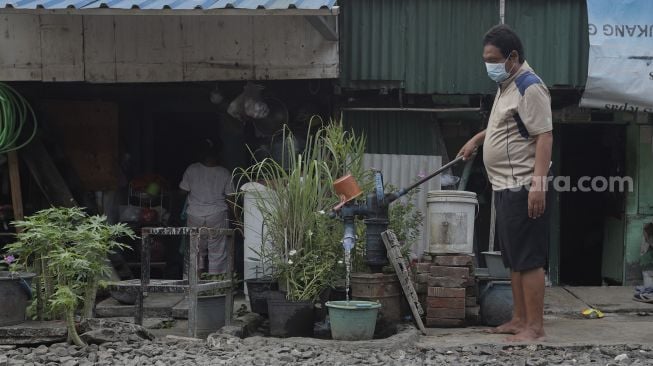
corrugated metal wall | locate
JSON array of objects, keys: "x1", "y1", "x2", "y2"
[
  {"x1": 340, "y1": 0, "x2": 589, "y2": 94},
  {"x1": 505, "y1": 0, "x2": 589, "y2": 88},
  {"x1": 343, "y1": 111, "x2": 440, "y2": 155},
  {"x1": 404, "y1": 0, "x2": 499, "y2": 94},
  {"x1": 363, "y1": 153, "x2": 443, "y2": 258}
]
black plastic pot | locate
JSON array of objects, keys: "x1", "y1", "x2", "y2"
[
  {"x1": 267, "y1": 296, "x2": 314, "y2": 337},
  {"x1": 0, "y1": 271, "x2": 36, "y2": 326},
  {"x1": 246, "y1": 278, "x2": 278, "y2": 316}
]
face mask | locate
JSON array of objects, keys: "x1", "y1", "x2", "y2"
[{"x1": 485, "y1": 57, "x2": 512, "y2": 83}]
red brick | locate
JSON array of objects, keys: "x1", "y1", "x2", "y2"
[
  {"x1": 428, "y1": 276, "x2": 468, "y2": 288},
  {"x1": 415, "y1": 283, "x2": 428, "y2": 294},
  {"x1": 426, "y1": 317, "x2": 466, "y2": 328},
  {"x1": 430, "y1": 266, "x2": 469, "y2": 279},
  {"x1": 433, "y1": 255, "x2": 474, "y2": 267},
  {"x1": 427, "y1": 287, "x2": 465, "y2": 298},
  {"x1": 427, "y1": 307, "x2": 466, "y2": 319},
  {"x1": 415, "y1": 273, "x2": 429, "y2": 283},
  {"x1": 416, "y1": 262, "x2": 432, "y2": 274},
  {"x1": 427, "y1": 297, "x2": 465, "y2": 309}
]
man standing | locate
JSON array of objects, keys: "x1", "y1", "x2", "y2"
[{"x1": 459, "y1": 24, "x2": 553, "y2": 342}]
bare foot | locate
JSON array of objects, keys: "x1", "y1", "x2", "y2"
[
  {"x1": 505, "y1": 328, "x2": 546, "y2": 342},
  {"x1": 485, "y1": 319, "x2": 525, "y2": 335}
]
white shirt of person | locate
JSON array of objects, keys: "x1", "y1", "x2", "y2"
[{"x1": 180, "y1": 163, "x2": 235, "y2": 217}]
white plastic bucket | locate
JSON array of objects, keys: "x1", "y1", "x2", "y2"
[{"x1": 426, "y1": 190, "x2": 478, "y2": 254}]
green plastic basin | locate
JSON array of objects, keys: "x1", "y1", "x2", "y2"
[{"x1": 326, "y1": 300, "x2": 382, "y2": 341}]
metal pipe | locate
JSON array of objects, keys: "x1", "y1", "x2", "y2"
[
  {"x1": 341, "y1": 107, "x2": 481, "y2": 113},
  {"x1": 388, "y1": 155, "x2": 465, "y2": 203}
]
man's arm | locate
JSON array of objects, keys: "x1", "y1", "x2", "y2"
[
  {"x1": 458, "y1": 130, "x2": 486, "y2": 160},
  {"x1": 529, "y1": 131, "x2": 553, "y2": 218}
]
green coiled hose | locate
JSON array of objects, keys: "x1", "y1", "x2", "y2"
[{"x1": 0, "y1": 82, "x2": 37, "y2": 154}]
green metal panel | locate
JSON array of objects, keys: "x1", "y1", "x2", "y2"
[
  {"x1": 404, "y1": 0, "x2": 499, "y2": 94},
  {"x1": 339, "y1": 0, "x2": 406, "y2": 86},
  {"x1": 624, "y1": 215, "x2": 653, "y2": 284},
  {"x1": 639, "y1": 125, "x2": 653, "y2": 215},
  {"x1": 625, "y1": 119, "x2": 640, "y2": 216},
  {"x1": 340, "y1": 0, "x2": 588, "y2": 93},
  {"x1": 339, "y1": 0, "x2": 498, "y2": 94},
  {"x1": 342, "y1": 111, "x2": 439, "y2": 155},
  {"x1": 505, "y1": 0, "x2": 589, "y2": 87},
  {"x1": 602, "y1": 216, "x2": 624, "y2": 284}
]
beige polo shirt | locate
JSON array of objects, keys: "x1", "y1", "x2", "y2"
[{"x1": 483, "y1": 62, "x2": 553, "y2": 190}]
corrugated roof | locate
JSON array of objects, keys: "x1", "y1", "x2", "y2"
[{"x1": 0, "y1": 0, "x2": 335, "y2": 9}]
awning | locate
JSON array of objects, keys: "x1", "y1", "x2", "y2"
[{"x1": 0, "y1": 0, "x2": 339, "y2": 16}]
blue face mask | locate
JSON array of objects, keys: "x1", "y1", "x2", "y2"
[{"x1": 485, "y1": 58, "x2": 511, "y2": 83}]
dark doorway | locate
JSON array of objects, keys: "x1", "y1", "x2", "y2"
[{"x1": 558, "y1": 124, "x2": 626, "y2": 286}]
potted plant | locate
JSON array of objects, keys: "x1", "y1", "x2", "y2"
[
  {"x1": 0, "y1": 254, "x2": 36, "y2": 326},
  {"x1": 237, "y1": 119, "x2": 369, "y2": 337},
  {"x1": 5, "y1": 207, "x2": 135, "y2": 346}
]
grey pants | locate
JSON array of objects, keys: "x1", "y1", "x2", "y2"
[{"x1": 187, "y1": 211, "x2": 229, "y2": 274}]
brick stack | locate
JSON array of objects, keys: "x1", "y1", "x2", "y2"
[{"x1": 412, "y1": 254, "x2": 479, "y2": 327}]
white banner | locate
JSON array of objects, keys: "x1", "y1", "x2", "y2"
[{"x1": 580, "y1": 0, "x2": 653, "y2": 113}]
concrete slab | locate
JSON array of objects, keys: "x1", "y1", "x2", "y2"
[
  {"x1": 96, "y1": 293, "x2": 184, "y2": 318},
  {"x1": 544, "y1": 287, "x2": 588, "y2": 316},
  {"x1": 0, "y1": 321, "x2": 67, "y2": 345},
  {"x1": 420, "y1": 314, "x2": 653, "y2": 347},
  {"x1": 565, "y1": 286, "x2": 653, "y2": 313}
]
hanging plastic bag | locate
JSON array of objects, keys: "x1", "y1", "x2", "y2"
[{"x1": 227, "y1": 82, "x2": 269, "y2": 121}]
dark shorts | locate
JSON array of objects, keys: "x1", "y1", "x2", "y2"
[{"x1": 495, "y1": 185, "x2": 551, "y2": 272}]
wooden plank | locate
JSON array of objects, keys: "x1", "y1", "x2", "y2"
[
  {"x1": 42, "y1": 101, "x2": 120, "y2": 191},
  {"x1": 381, "y1": 230, "x2": 427, "y2": 335},
  {"x1": 39, "y1": 15, "x2": 84, "y2": 81},
  {"x1": 20, "y1": 138, "x2": 77, "y2": 208},
  {"x1": 188, "y1": 232, "x2": 199, "y2": 337},
  {"x1": 83, "y1": 15, "x2": 117, "y2": 83},
  {"x1": 8, "y1": 151, "x2": 24, "y2": 228},
  {"x1": 114, "y1": 16, "x2": 184, "y2": 82},
  {"x1": 180, "y1": 16, "x2": 254, "y2": 81},
  {"x1": 252, "y1": 15, "x2": 338, "y2": 80},
  {"x1": 0, "y1": 14, "x2": 42, "y2": 80}
]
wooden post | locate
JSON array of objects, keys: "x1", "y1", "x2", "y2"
[
  {"x1": 8, "y1": 151, "x2": 24, "y2": 223},
  {"x1": 137, "y1": 232, "x2": 151, "y2": 326},
  {"x1": 188, "y1": 232, "x2": 199, "y2": 337},
  {"x1": 225, "y1": 231, "x2": 234, "y2": 326}
]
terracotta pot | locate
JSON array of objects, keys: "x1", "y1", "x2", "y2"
[{"x1": 333, "y1": 175, "x2": 363, "y2": 210}]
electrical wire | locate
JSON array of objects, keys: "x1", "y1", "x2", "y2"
[{"x1": 0, "y1": 82, "x2": 37, "y2": 154}]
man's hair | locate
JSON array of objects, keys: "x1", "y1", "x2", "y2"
[
  {"x1": 483, "y1": 24, "x2": 525, "y2": 63},
  {"x1": 200, "y1": 138, "x2": 221, "y2": 162}
]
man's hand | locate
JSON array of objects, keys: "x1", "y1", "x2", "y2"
[
  {"x1": 458, "y1": 140, "x2": 478, "y2": 161},
  {"x1": 458, "y1": 130, "x2": 485, "y2": 161},
  {"x1": 528, "y1": 177, "x2": 546, "y2": 219}
]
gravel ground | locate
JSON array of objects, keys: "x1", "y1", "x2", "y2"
[{"x1": 3, "y1": 334, "x2": 653, "y2": 366}]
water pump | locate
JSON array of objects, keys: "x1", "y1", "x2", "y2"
[{"x1": 331, "y1": 156, "x2": 465, "y2": 272}]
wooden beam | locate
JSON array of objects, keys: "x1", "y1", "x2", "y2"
[
  {"x1": 305, "y1": 15, "x2": 337, "y2": 41},
  {"x1": 8, "y1": 151, "x2": 24, "y2": 224}
]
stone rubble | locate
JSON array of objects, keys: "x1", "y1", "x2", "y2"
[{"x1": 3, "y1": 333, "x2": 653, "y2": 366}]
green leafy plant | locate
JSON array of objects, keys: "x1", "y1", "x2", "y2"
[
  {"x1": 5, "y1": 207, "x2": 135, "y2": 346},
  {"x1": 237, "y1": 118, "x2": 369, "y2": 301}
]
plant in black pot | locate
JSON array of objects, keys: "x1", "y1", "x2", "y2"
[{"x1": 237, "y1": 122, "x2": 351, "y2": 337}]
